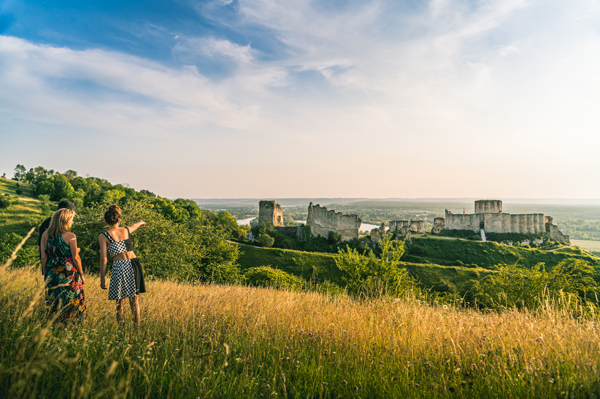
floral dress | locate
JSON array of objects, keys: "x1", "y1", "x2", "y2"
[{"x1": 45, "y1": 234, "x2": 87, "y2": 325}]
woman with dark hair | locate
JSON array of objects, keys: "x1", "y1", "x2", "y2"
[
  {"x1": 99, "y1": 204, "x2": 146, "y2": 325},
  {"x1": 40, "y1": 208, "x2": 87, "y2": 326}
]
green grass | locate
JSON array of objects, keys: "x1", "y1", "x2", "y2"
[
  {"x1": 0, "y1": 177, "x2": 46, "y2": 237},
  {"x1": 235, "y1": 243, "x2": 343, "y2": 285},
  {"x1": 409, "y1": 236, "x2": 600, "y2": 273},
  {"x1": 2, "y1": 265, "x2": 600, "y2": 398},
  {"x1": 235, "y1": 243, "x2": 496, "y2": 296}
]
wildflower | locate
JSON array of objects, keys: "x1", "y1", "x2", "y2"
[
  {"x1": 283, "y1": 346, "x2": 289, "y2": 351},
  {"x1": 322, "y1": 382, "x2": 328, "y2": 386},
  {"x1": 414, "y1": 384, "x2": 419, "y2": 388},
  {"x1": 342, "y1": 380, "x2": 348, "y2": 385},
  {"x1": 354, "y1": 386, "x2": 359, "y2": 391}
]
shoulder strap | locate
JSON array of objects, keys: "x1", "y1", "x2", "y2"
[
  {"x1": 103, "y1": 231, "x2": 116, "y2": 243},
  {"x1": 126, "y1": 227, "x2": 130, "y2": 239}
]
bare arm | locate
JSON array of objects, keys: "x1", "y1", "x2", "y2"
[
  {"x1": 40, "y1": 231, "x2": 48, "y2": 276},
  {"x1": 98, "y1": 234, "x2": 108, "y2": 290},
  {"x1": 127, "y1": 220, "x2": 146, "y2": 234},
  {"x1": 66, "y1": 233, "x2": 85, "y2": 284}
]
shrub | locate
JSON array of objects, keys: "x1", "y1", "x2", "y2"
[
  {"x1": 475, "y1": 259, "x2": 599, "y2": 310},
  {"x1": 244, "y1": 266, "x2": 305, "y2": 290},
  {"x1": 0, "y1": 194, "x2": 10, "y2": 209},
  {"x1": 72, "y1": 201, "x2": 241, "y2": 283},
  {"x1": 257, "y1": 233, "x2": 275, "y2": 248},
  {"x1": 336, "y1": 234, "x2": 416, "y2": 298},
  {"x1": 0, "y1": 233, "x2": 39, "y2": 267}
]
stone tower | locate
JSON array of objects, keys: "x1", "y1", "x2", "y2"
[
  {"x1": 475, "y1": 200, "x2": 502, "y2": 214},
  {"x1": 258, "y1": 200, "x2": 283, "y2": 226}
]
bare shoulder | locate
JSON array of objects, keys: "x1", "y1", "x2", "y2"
[{"x1": 63, "y1": 232, "x2": 77, "y2": 242}]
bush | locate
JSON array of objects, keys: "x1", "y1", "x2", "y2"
[
  {"x1": 336, "y1": 234, "x2": 416, "y2": 298},
  {"x1": 0, "y1": 194, "x2": 10, "y2": 209},
  {"x1": 257, "y1": 233, "x2": 275, "y2": 248},
  {"x1": 244, "y1": 266, "x2": 305, "y2": 290},
  {"x1": 474, "y1": 259, "x2": 599, "y2": 310},
  {"x1": 72, "y1": 201, "x2": 242, "y2": 283},
  {"x1": 0, "y1": 233, "x2": 39, "y2": 267}
]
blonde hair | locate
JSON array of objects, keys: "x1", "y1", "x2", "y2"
[{"x1": 47, "y1": 208, "x2": 76, "y2": 239}]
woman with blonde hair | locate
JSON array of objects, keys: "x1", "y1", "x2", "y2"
[
  {"x1": 99, "y1": 204, "x2": 146, "y2": 325},
  {"x1": 40, "y1": 208, "x2": 87, "y2": 325}
]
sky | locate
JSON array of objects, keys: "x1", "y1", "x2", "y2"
[{"x1": 0, "y1": 0, "x2": 599, "y2": 199}]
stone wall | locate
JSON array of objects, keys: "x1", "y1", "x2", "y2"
[
  {"x1": 307, "y1": 202, "x2": 361, "y2": 241},
  {"x1": 445, "y1": 211, "x2": 547, "y2": 234},
  {"x1": 389, "y1": 220, "x2": 425, "y2": 233},
  {"x1": 258, "y1": 200, "x2": 284, "y2": 226},
  {"x1": 439, "y1": 200, "x2": 570, "y2": 244}
]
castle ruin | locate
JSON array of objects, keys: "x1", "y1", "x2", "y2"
[
  {"x1": 307, "y1": 202, "x2": 361, "y2": 241},
  {"x1": 433, "y1": 200, "x2": 570, "y2": 243},
  {"x1": 258, "y1": 200, "x2": 283, "y2": 226}
]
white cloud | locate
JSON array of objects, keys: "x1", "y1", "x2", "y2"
[{"x1": 2, "y1": 0, "x2": 600, "y2": 197}]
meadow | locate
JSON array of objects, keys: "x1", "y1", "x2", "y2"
[{"x1": 2, "y1": 235, "x2": 600, "y2": 398}]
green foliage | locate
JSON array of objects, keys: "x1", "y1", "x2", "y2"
[
  {"x1": 12, "y1": 164, "x2": 26, "y2": 182},
  {"x1": 244, "y1": 266, "x2": 305, "y2": 290},
  {"x1": 72, "y1": 201, "x2": 241, "y2": 284},
  {"x1": 0, "y1": 194, "x2": 10, "y2": 209},
  {"x1": 0, "y1": 233, "x2": 39, "y2": 267},
  {"x1": 336, "y1": 234, "x2": 414, "y2": 298},
  {"x1": 257, "y1": 233, "x2": 274, "y2": 248},
  {"x1": 474, "y1": 259, "x2": 599, "y2": 310},
  {"x1": 38, "y1": 194, "x2": 51, "y2": 215}
]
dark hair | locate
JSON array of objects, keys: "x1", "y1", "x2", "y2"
[
  {"x1": 57, "y1": 200, "x2": 76, "y2": 211},
  {"x1": 104, "y1": 204, "x2": 122, "y2": 225}
]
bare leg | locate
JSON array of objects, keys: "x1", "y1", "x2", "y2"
[
  {"x1": 129, "y1": 295, "x2": 140, "y2": 326},
  {"x1": 116, "y1": 299, "x2": 125, "y2": 323}
]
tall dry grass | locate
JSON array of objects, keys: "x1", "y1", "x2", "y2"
[{"x1": 1, "y1": 234, "x2": 600, "y2": 397}]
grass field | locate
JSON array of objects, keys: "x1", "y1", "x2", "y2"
[
  {"x1": 0, "y1": 177, "x2": 45, "y2": 237},
  {"x1": 2, "y1": 249, "x2": 600, "y2": 398}
]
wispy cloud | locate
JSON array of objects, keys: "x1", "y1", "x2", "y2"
[{"x1": 2, "y1": 0, "x2": 600, "y2": 197}]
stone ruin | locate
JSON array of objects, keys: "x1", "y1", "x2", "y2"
[
  {"x1": 258, "y1": 200, "x2": 283, "y2": 227},
  {"x1": 370, "y1": 220, "x2": 425, "y2": 244},
  {"x1": 257, "y1": 200, "x2": 361, "y2": 242},
  {"x1": 306, "y1": 203, "x2": 361, "y2": 241},
  {"x1": 433, "y1": 199, "x2": 570, "y2": 244}
]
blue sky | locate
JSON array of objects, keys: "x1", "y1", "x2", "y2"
[{"x1": 1, "y1": 0, "x2": 599, "y2": 199}]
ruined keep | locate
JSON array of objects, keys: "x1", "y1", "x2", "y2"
[
  {"x1": 258, "y1": 200, "x2": 283, "y2": 226},
  {"x1": 436, "y1": 200, "x2": 570, "y2": 243},
  {"x1": 307, "y1": 203, "x2": 361, "y2": 241}
]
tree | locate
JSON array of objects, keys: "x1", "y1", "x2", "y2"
[
  {"x1": 336, "y1": 233, "x2": 412, "y2": 298},
  {"x1": 52, "y1": 174, "x2": 75, "y2": 201},
  {"x1": 257, "y1": 233, "x2": 275, "y2": 248},
  {"x1": 13, "y1": 164, "x2": 26, "y2": 182},
  {"x1": 64, "y1": 170, "x2": 78, "y2": 179}
]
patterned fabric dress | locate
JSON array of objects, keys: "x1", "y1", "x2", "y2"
[
  {"x1": 45, "y1": 234, "x2": 87, "y2": 325},
  {"x1": 103, "y1": 228, "x2": 146, "y2": 300}
]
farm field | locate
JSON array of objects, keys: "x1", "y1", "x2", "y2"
[{"x1": 571, "y1": 239, "x2": 600, "y2": 253}]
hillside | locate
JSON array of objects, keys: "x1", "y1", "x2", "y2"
[{"x1": 0, "y1": 177, "x2": 45, "y2": 237}]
